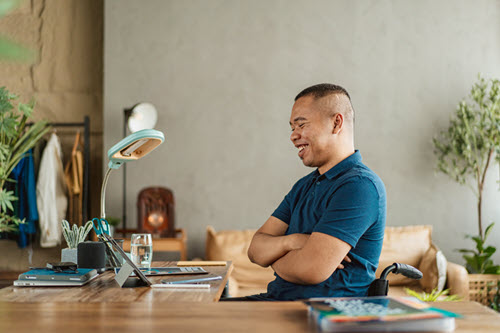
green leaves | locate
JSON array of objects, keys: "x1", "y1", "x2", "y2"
[
  {"x1": 0, "y1": 0, "x2": 36, "y2": 63},
  {"x1": 433, "y1": 75, "x2": 500, "y2": 195},
  {"x1": 0, "y1": 87, "x2": 49, "y2": 233},
  {"x1": 0, "y1": 0, "x2": 22, "y2": 17},
  {"x1": 458, "y1": 223, "x2": 500, "y2": 274},
  {"x1": 404, "y1": 287, "x2": 461, "y2": 302},
  {"x1": 0, "y1": 188, "x2": 16, "y2": 212},
  {"x1": 61, "y1": 220, "x2": 93, "y2": 249}
]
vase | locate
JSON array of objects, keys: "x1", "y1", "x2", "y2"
[{"x1": 61, "y1": 247, "x2": 78, "y2": 264}]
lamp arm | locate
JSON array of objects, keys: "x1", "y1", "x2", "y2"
[{"x1": 100, "y1": 167, "x2": 113, "y2": 219}]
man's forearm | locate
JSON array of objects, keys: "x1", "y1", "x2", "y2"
[
  {"x1": 248, "y1": 233, "x2": 308, "y2": 267},
  {"x1": 247, "y1": 233, "x2": 292, "y2": 267},
  {"x1": 271, "y1": 249, "x2": 317, "y2": 284}
]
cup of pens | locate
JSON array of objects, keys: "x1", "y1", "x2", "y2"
[{"x1": 131, "y1": 233, "x2": 153, "y2": 268}]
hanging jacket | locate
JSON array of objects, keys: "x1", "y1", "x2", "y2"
[
  {"x1": 10, "y1": 149, "x2": 39, "y2": 248},
  {"x1": 37, "y1": 132, "x2": 68, "y2": 248}
]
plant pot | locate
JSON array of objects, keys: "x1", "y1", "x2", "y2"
[
  {"x1": 61, "y1": 247, "x2": 78, "y2": 264},
  {"x1": 468, "y1": 274, "x2": 500, "y2": 305}
]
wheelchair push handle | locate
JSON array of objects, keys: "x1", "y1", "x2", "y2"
[
  {"x1": 368, "y1": 262, "x2": 423, "y2": 297},
  {"x1": 380, "y1": 263, "x2": 423, "y2": 280}
]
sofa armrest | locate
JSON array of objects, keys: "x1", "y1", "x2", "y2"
[{"x1": 446, "y1": 262, "x2": 469, "y2": 300}]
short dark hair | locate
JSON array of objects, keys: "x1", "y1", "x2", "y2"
[
  {"x1": 294, "y1": 83, "x2": 351, "y2": 101},
  {"x1": 294, "y1": 83, "x2": 354, "y2": 124}
]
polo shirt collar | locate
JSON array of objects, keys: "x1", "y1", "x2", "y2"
[{"x1": 320, "y1": 150, "x2": 362, "y2": 180}]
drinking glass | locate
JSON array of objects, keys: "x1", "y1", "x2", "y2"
[{"x1": 130, "y1": 233, "x2": 153, "y2": 268}]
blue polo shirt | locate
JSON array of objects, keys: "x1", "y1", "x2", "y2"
[{"x1": 267, "y1": 150, "x2": 386, "y2": 300}]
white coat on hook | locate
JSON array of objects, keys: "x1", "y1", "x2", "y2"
[{"x1": 37, "y1": 132, "x2": 68, "y2": 248}]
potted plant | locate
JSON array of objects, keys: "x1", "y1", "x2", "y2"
[
  {"x1": 61, "y1": 219, "x2": 93, "y2": 263},
  {"x1": 105, "y1": 216, "x2": 121, "y2": 237},
  {"x1": 0, "y1": 87, "x2": 50, "y2": 234},
  {"x1": 433, "y1": 74, "x2": 500, "y2": 306}
]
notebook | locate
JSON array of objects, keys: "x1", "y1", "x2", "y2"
[{"x1": 18, "y1": 268, "x2": 97, "y2": 282}]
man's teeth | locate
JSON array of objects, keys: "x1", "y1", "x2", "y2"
[{"x1": 298, "y1": 145, "x2": 307, "y2": 152}]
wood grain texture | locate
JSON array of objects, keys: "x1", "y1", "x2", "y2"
[
  {"x1": 0, "y1": 301, "x2": 497, "y2": 333},
  {"x1": 0, "y1": 261, "x2": 232, "y2": 303}
]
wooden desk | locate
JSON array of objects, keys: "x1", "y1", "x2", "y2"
[
  {"x1": 0, "y1": 301, "x2": 497, "y2": 333},
  {"x1": 0, "y1": 261, "x2": 232, "y2": 303}
]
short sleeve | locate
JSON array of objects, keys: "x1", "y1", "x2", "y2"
[
  {"x1": 313, "y1": 178, "x2": 380, "y2": 247},
  {"x1": 271, "y1": 191, "x2": 293, "y2": 225}
]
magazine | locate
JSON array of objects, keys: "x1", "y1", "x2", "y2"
[{"x1": 304, "y1": 296, "x2": 457, "y2": 332}]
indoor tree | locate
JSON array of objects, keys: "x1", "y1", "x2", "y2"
[{"x1": 433, "y1": 75, "x2": 500, "y2": 274}]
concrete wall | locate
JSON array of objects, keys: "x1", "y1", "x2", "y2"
[
  {"x1": 0, "y1": 0, "x2": 103, "y2": 270},
  {"x1": 104, "y1": 0, "x2": 500, "y2": 264}
]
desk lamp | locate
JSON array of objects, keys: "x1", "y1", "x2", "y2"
[{"x1": 100, "y1": 129, "x2": 165, "y2": 219}]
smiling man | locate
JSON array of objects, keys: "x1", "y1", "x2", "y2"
[{"x1": 235, "y1": 83, "x2": 386, "y2": 301}]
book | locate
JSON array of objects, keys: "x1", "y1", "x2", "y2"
[
  {"x1": 18, "y1": 268, "x2": 98, "y2": 282},
  {"x1": 304, "y1": 296, "x2": 457, "y2": 332},
  {"x1": 14, "y1": 273, "x2": 99, "y2": 287}
]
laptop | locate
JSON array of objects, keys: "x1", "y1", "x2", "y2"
[{"x1": 101, "y1": 233, "x2": 207, "y2": 288}]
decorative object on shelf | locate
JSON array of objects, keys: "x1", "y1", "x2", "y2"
[
  {"x1": 61, "y1": 219, "x2": 93, "y2": 263},
  {"x1": 433, "y1": 74, "x2": 500, "y2": 274},
  {"x1": 0, "y1": 87, "x2": 50, "y2": 233},
  {"x1": 137, "y1": 187, "x2": 175, "y2": 237}
]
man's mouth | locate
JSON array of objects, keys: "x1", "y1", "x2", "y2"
[{"x1": 297, "y1": 144, "x2": 309, "y2": 158}]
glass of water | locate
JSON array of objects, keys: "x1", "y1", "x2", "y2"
[{"x1": 130, "y1": 233, "x2": 153, "y2": 268}]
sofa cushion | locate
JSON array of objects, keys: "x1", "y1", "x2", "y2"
[
  {"x1": 376, "y1": 225, "x2": 432, "y2": 285},
  {"x1": 418, "y1": 243, "x2": 447, "y2": 292},
  {"x1": 205, "y1": 226, "x2": 275, "y2": 294}
]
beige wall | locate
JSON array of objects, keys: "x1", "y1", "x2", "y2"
[
  {"x1": 0, "y1": 0, "x2": 103, "y2": 270},
  {"x1": 104, "y1": 0, "x2": 500, "y2": 264}
]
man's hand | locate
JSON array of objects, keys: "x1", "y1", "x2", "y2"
[{"x1": 337, "y1": 255, "x2": 351, "y2": 269}]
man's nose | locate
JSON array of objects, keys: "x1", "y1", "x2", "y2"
[{"x1": 290, "y1": 129, "x2": 299, "y2": 142}]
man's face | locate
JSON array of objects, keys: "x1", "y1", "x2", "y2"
[{"x1": 289, "y1": 95, "x2": 335, "y2": 169}]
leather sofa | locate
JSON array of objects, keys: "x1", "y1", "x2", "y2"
[{"x1": 206, "y1": 225, "x2": 469, "y2": 299}]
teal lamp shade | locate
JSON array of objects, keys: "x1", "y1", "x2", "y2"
[{"x1": 107, "y1": 129, "x2": 164, "y2": 169}]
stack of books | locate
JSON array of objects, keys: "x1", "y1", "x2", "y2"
[
  {"x1": 14, "y1": 268, "x2": 98, "y2": 287},
  {"x1": 304, "y1": 296, "x2": 458, "y2": 332}
]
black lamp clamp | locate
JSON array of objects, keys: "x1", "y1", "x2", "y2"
[{"x1": 367, "y1": 262, "x2": 423, "y2": 297}]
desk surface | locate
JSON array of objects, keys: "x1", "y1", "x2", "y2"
[
  {"x1": 0, "y1": 261, "x2": 233, "y2": 303},
  {"x1": 0, "y1": 301, "x2": 498, "y2": 333}
]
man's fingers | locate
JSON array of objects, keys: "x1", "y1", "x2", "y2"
[
  {"x1": 337, "y1": 264, "x2": 345, "y2": 269},
  {"x1": 344, "y1": 255, "x2": 351, "y2": 263}
]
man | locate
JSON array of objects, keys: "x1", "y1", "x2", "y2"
[{"x1": 229, "y1": 83, "x2": 386, "y2": 301}]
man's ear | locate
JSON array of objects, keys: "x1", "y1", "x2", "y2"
[{"x1": 332, "y1": 113, "x2": 343, "y2": 134}]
